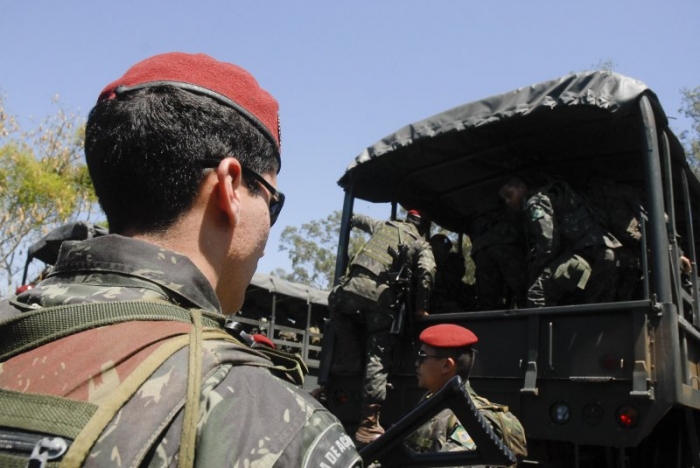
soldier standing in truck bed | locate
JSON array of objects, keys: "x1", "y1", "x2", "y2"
[
  {"x1": 429, "y1": 234, "x2": 472, "y2": 313},
  {"x1": 499, "y1": 176, "x2": 620, "y2": 307},
  {"x1": 583, "y1": 176, "x2": 645, "y2": 301},
  {"x1": 329, "y1": 210, "x2": 436, "y2": 445}
]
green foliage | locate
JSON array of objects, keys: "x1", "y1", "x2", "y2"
[
  {"x1": 0, "y1": 95, "x2": 98, "y2": 296},
  {"x1": 679, "y1": 86, "x2": 700, "y2": 169},
  {"x1": 277, "y1": 210, "x2": 367, "y2": 290}
]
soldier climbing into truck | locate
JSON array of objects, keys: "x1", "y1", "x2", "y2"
[{"x1": 327, "y1": 210, "x2": 436, "y2": 445}]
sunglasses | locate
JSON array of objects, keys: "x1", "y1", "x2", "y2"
[
  {"x1": 200, "y1": 159, "x2": 285, "y2": 226},
  {"x1": 240, "y1": 167, "x2": 285, "y2": 226},
  {"x1": 416, "y1": 349, "x2": 447, "y2": 364}
]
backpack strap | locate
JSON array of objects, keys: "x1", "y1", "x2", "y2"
[
  {"x1": 2, "y1": 301, "x2": 307, "y2": 468},
  {"x1": 179, "y1": 309, "x2": 203, "y2": 468},
  {"x1": 0, "y1": 301, "x2": 225, "y2": 361},
  {"x1": 60, "y1": 328, "x2": 195, "y2": 467}
]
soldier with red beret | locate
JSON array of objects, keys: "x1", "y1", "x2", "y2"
[
  {"x1": 1, "y1": 52, "x2": 361, "y2": 467},
  {"x1": 405, "y1": 324, "x2": 528, "y2": 463}
]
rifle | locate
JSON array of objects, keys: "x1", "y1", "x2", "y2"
[
  {"x1": 359, "y1": 376, "x2": 517, "y2": 467},
  {"x1": 388, "y1": 244, "x2": 414, "y2": 337}
]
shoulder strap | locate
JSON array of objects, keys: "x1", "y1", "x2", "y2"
[
  {"x1": 2, "y1": 301, "x2": 304, "y2": 468},
  {"x1": 0, "y1": 300, "x2": 225, "y2": 361}
]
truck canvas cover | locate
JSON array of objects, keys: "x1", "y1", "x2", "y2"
[{"x1": 338, "y1": 71, "x2": 693, "y2": 233}]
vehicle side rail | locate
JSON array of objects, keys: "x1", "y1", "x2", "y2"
[
  {"x1": 417, "y1": 299, "x2": 653, "y2": 322},
  {"x1": 359, "y1": 376, "x2": 516, "y2": 467}
]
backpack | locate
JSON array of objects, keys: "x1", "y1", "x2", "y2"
[
  {"x1": 463, "y1": 384, "x2": 528, "y2": 460},
  {"x1": 584, "y1": 181, "x2": 644, "y2": 247},
  {"x1": 0, "y1": 301, "x2": 306, "y2": 468}
]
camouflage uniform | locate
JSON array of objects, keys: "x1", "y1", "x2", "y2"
[
  {"x1": 0, "y1": 235, "x2": 362, "y2": 467},
  {"x1": 584, "y1": 179, "x2": 644, "y2": 301},
  {"x1": 470, "y1": 211, "x2": 528, "y2": 309},
  {"x1": 522, "y1": 181, "x2": 621, "y2": 307},
  {"x1": 404, "y1": 381, "x2": 527, "y2": 466},
  {"x1": 330, "y1": 214, "x2": 435, "y2": 404}
]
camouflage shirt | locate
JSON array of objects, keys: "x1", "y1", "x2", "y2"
[
  {"x1": 349, "y1": 214, "x2": 436, "y2": 312},
  {"x1": 404, "y1": 381, "x2": 527, "y2": 466},
  {"x1": 1, "y1": 235, "x2": 362, "y2": 468},
  {"x1": 523, "y1": 181, "x2": 619, "y2": 278}
]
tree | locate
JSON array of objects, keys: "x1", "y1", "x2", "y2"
[
  {"x1": 679, "y1": 86, "x2": 700, "y2": 169},
  {"x1": 278, "y1": 211, "x2": 368, "y2": 290},
  {"x1": 277, "y1": 209, "x2": 479, "y2": 290},
  {"x1": 0, "y1": 95, "x2": 98, "y2": 296}
]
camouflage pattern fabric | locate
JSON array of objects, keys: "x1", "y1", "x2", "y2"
[
  {"x1": 347, "y1": 214, "x2": 435, "y2": 311},
  {"x1": 329, "y1": 214, "x2": 436, "y2": 404},
  {"x1": 584, "y1": 179, "x2": 643, "y2": 247},
  {"x1": 522, "y1": 181, "x2": 619, "y2": 308},
  {"x1": 404, "y1": 381, "x2": 527, "y2": 466},
  {"x1": 0, "y1": 234, "x2": 362, "y2": 467},
  {"x1": 584, "y1": 180, "x2": 644, "y2": 300}
]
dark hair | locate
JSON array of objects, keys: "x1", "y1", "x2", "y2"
[
  {"x1": 85, "y1": 86, "x2": 278, "y2": 234},
  {"x1": 443, "y1": 346, "x2": 475, "y2": 380}
]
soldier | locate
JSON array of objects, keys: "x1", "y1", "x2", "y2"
[
  {"x1": 329, "y1": 211, "x2": 436, "y2": 445},
  {"x1": 469, "y1": 210, "x2": 528, "y2": 309},
  {"x1": 0, "y1": 53, "x2": 361, "y2": 467},
  {"x1": 583, "y1": 176, "x2": 645, "y2": 301},
  {"x1": 404, "y1": 324, "x2": 528, "y2": 463},
  {"x1": 429, "y1": 234, "x2": 470, "y2": 313},
  {"x1": 499, "y1": 176, "x2": 620, "y2": 307}
]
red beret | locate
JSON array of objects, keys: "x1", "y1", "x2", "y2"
[
  {"x1": 98, "y1": 52, "x2": 281, "y2": 168},
  {"x1": 420, "y1": 324, "x2": 478, "y2": 348},
  {"x1": 407, "y1": 210, "x2": 421, "y2": 218}
]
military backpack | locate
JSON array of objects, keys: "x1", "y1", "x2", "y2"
[{"x1": 0, "y1": 300, "x2": 306, "y2": 468}]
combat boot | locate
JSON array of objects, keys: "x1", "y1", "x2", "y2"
[{"x1": 354, "y1": 403, "x2": 385, "y2": 445}]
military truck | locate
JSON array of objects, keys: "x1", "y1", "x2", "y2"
[
  {"x1": 230, "y1": 272, "x2": 328, "y2": 390},
  {"x1": 319, "y1": 71, "x2": 700, "y2": 467}
]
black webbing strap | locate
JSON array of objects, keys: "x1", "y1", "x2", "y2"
[{"x1": 0, "y1": 301, "x2": 225, "y2": 362}]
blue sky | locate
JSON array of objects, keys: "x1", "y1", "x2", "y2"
[{"x1": 2, "y1": 1, "x2": 699, "y2": 278}]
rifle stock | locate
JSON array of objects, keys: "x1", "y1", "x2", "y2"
[{"x1": 359, "y1": 376, "x2": 516, "y2": 467}]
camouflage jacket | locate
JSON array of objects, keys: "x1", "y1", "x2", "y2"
[
  {"x1": 347, "y1": 214, "x2": 435, "y2": 312},
  {"x1": 404, "y1": 381, "x2": 527, "y2": 466},
  {"x1": 470, "y1": 210, "x2": 524, "y2": 256},
  {"x1": 0, "y1": 235, "x2": 362, "y2": 468},
  {"x1": 523, "y1": 181, "x2": 619, "y2": 277},
  {"x1": 584, "y1": 180, "x2": 644, "y2": 247}
]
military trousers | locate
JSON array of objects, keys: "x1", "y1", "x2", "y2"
[
  {"x1": 527, "y1": 247, "x2": 616, "y2": 307},
  {"x1": 329, "y1": 276, "x2": 397, "y2": 404}
]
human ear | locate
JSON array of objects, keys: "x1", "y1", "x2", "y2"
[
  {"x1": 442, "y1": 357, "x2": 457, "y2": 375},
  {"x1": 216, "y1": 157, "x2": 243, "y2": 226}
]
